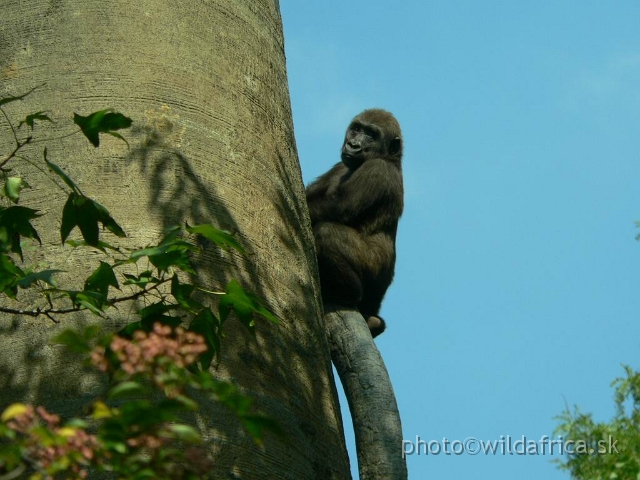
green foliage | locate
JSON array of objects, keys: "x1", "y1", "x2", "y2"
[
  {"x1": 0, "y1": 87, "x2": 278, "y2": 367},
  {"x1": 53, "y1": 325, "x2": 101, "y2": 354},
  {"x1": 2, "y1": 177, "x2": 29, "y2": 203},
  {"x1": 0, "y1": 254, "x2": 23, "y2": 298},
  {"x1": 130, "y1": 230, "x2": 198, "y2": 274},
  {"x1": 0, "y1": 87, "x2": 281, "y2": 478},
  {"x1": 17, "y1": 269, "x2": 61, "y2": 289},
  {"x1": 186, "y1": 223, "x2": 246, "y2": 253},
  {"x1": 220, "y1": 279, "x2": 279, "y2": 330},
  {"x1": 1, "y1": 323, "x2": 278, "y2": 478},
  {"x1": 85, "y1": 261, "x2": 120, "y2": 297},
  {"x1": 44, "y1": 150, "x2": 79, "y2": 192},
  {"x1": 556, "y1": 226, "x2": 640, "y2": 479},
  {"x1": 0, "y1": 205, "x2": 41, "y2": 260},
  {"x1": 554, "y1": 365, "x2": 640, "y2": 479},
  {"x1": 189, "y1": 307, "x2": 221, "y2": 370},
  {"x1": 60, "y1": 190, "x2": 126, "y2": 246},
  {"x1": 73, "y1": 109, "x2": 133, "y2": 147}
]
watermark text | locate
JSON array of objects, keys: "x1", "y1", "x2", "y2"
[{"x1": 401, "y1": 435, "x2": 619, "y2": 458}]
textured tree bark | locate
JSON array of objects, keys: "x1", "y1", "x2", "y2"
[
  {"x1": 0, "y1": 1, "x2": 351, "y2": 478},
  {"x1": 325, "y1": 307, "x2": 408, "y2": 480}
]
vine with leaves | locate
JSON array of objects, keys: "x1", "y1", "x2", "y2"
[{"x1": 0, "y1": 86, "x2": 280, "y2": 479}]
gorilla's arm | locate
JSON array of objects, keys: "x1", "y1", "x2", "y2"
[
  {"x1": 335, "y1": 158, "x2": 403, "y2": 228},
  {"x1": 305, "y1": 162, "x2": 348, "y2": 223}
]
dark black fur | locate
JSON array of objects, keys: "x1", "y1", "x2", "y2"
[{"x1": 306, "y1": 109, "x2": 403, "y2": 338}]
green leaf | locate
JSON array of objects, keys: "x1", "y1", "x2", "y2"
[
  {"x1": 170, "y1": 274, "x2": 202, "y2": 312},
  {"x1": 129, "y1": 240, "x2": 196, "y2": 260},
  {"x1": 92, "y1": 199, "x2": 126, "y2": 238},
  {"x1": 186, "y1": 223, "x2": 246, "y2": 253},
  {"x1": 138, "y1": 302, "x2": 181, "y2": 330},
  {"x1": 3, "y1": 177, "x2": 29, "y2": 203},
  {"x1": 117, "y1": 320, "x2": 145, "y2": 339},
  {"x1": 129, "y1": 231, "x2": 196, "y2": 273},
  {"x1": 60, "y1": 193, "x2": 78, "y2": 243},
  {"x1": 84, "y1": 261, "x2": 119, "y2": 297},
  {"x1": 60, "y1": 192, "x2": 125, "y2": 246},
  {"x1": 76, "y1": 196, "x2": 99, "y2": 246},
  {"x1": 219, "y1": 279, "x2": 279, "y2": 331},
  {"x1": 166, "y1": 424, "x2": 202, "y2": 443},
  {"x1": 129, "y1": 245, "x2": 169, "y2": 260},
  {"x1": 159, "y1": 395, "x2": 199, "y2": 412},
  {"x1": 53, "y1": 289, "x2": 108, "y2": 315},
  {"x1": 0, "y1": 253, "x2": 23, "y2": 298},
  {"x1": 123, "y1": 271, "x2": 160, "y2": 287},
  {"x1": 66, "y1": 238, "x2": 120, "y2": 253},
  {"x1": 108, "y1": 381, "x2": 147, "y2": 400},
  {"x1": 119, "y1": 399, "x2": 176, "y2": 426},
  {"x1": 17, "y1": 111, "x2": 53, "y2": 130},
  {"x1": 189, "y1": 308, "x2": 221, "y2": 369},
  {"x1": 0, "y1": 205, "x2": 41, "y2": 260},
  {"x1": 54, "y1": 329, "x2": 93, "y2": 354},
  {"x1": 75, "y1": 290, "x2": 108, "y2": 315},
  {"x1": 139, "y1": 302, "x2": 177, "y2": 320},
  {"x1": 103, "y1": 441, "x2": 128, "y2": 454},
  {"x1": 241, "y1": 415, "x2": 283, "y2": 444},
  {"x1": 130, "y1": 469, "x2": 157, "y2": 479},
  {"x1": 150, "y1": 249, "x2": 195, "y2": 274},
  {"x1": 0, "y1": 84, "x2": 43, "y2": 107},
  {"x1": 17, "y1": 269, "x2": 62, "y2": 288},
  {"x1": 45, "y1": 150, "x2": 78, "y2": 193},
  {"x1": 64, "y1": 418, "x2": 88, "y2": 429},
  {"x1": 73, "y1": 109, "x2": 132, "y2": 147}
]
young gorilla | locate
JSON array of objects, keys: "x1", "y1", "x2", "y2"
[{"x1": 306, "y1": 109, "x2": 403, "y2": 338}]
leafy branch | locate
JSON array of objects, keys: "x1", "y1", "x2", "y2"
[
  {"x1": 0, "y1": 277, "x2": 170, "y2": 323},
  {"x1": 0, "y1": 86, "x2": 282, "y2": 477},
  {"x1": 0, "y1": 87, "x2": 278, "y2": 371}
]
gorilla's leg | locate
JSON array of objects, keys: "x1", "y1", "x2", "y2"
[
  {"x1": 365, "y1": 315, "x2": 387, "y2": 338},
  {"x1": 313, "y1": 222, "x2": 367, "y2": 308}
]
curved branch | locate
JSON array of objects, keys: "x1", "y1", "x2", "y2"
[{"x1": 325, "y1": 307, "x2": 408, "y2": 480}]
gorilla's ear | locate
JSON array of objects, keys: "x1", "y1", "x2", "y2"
[{"x1": 389, "y1": 136, "x2": 401, "y2": 155}]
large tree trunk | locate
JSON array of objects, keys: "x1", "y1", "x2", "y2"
[{"x1": 0, "y1": 1, "x2": 351, "y2": 478}]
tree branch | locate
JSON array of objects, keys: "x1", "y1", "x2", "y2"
[
  {"x1": 324, "y1": 307, "x2": 408, "y2": 480},
  {"x1": 0, "y1": 136, "x2": 32, "y2": 169},
  {"x1": 0, "y1": 278, "x2": 170, "y2": 322}
]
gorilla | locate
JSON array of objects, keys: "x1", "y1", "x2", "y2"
[{"x1": 306, "y1": 109, "x2": 403, "y2": 338}]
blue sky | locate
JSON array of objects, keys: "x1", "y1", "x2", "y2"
[{"x1": 281, "y1": 2, "x2": 640, "y2": 479}]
